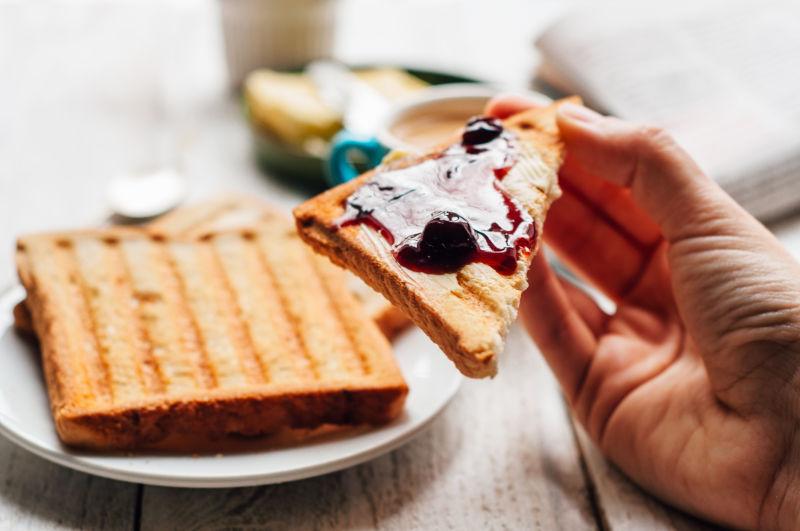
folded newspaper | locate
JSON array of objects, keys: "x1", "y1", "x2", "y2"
[{"x1": 537, "y1": 0, "x2": 800, "y2": 222}]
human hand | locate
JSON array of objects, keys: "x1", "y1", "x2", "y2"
[{"x1": 487, "y1": 96, "x2": 800, "y2": 529}]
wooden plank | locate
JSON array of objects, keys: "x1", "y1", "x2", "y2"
[
  {"x1": 0, "y1": 436, "x2": 138, "y2": 530},
  {"x1": 572, "y1": 425, "x2": 721, "y2": 531},
  {"x1": 141, "y1": 326, "x2": 598, "y2": 530}
]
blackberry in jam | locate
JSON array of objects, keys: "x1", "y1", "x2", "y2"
[
  {"x1": 461, "y1": 117, "x2": 503, "y2": 147},
  {"x1": 395, "y1": 212, "x2": 478, "y2": 274}
]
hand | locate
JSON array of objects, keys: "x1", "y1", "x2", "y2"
[{"x1": 487, "y1": 96, "x2": 800, "y2": 529}]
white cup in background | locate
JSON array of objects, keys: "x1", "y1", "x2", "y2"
[{"x1": 220, "y1": 0, "x2": 336, "y2": 88}]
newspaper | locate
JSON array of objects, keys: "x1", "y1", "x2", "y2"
[{"x1": 536, "y1": 0, "x2": 800, "y2": 221}]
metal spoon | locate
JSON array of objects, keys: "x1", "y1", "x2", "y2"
[{"x1": 106, "y1": 167, "x2": 187, "y2": 221}]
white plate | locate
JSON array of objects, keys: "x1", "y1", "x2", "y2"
[{"x1": 0, "y1": 285, "x2": 461, "y2": 488}]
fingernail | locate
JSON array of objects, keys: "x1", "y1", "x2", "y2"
[{"x1": 558, "y1": 103, "x2": 602, "y2": 124}]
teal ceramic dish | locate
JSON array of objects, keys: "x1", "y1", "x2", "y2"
[{"x1": 245, "y1": 67, "x2": 482, "y2": 192}]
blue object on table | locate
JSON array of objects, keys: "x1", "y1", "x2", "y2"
[{"x1": 326, "y1": 130, "x2": 389, "y2": 186}]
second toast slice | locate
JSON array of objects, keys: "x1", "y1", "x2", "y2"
[{"x1": 149, "y1": 196, "x2": 412, "y2": 340}]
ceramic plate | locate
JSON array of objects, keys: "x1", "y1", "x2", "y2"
[{"x1": 0, "y1": 285, "x2": 461, "y2": 488}]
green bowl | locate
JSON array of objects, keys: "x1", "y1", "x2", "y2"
[{"x1": 246, "y1": 67, "x2": 482, "y2": 193}]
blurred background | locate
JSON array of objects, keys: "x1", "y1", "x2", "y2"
[{"x1": 3, "y1": 0, "x2": 800, "y2": 284}]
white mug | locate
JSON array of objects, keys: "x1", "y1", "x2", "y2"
[{"x1": 220, "y1": 0, "x2": 336, "y2": 88}]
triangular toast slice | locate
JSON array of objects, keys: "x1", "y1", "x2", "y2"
[{"x1": 294, "y1": 99, "x2": 572, "y2": 378}]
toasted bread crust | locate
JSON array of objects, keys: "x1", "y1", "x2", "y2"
[
  {"x1": 53, "y1": 383, "x2": 406, "y2": 451},
  {"x1": 150, "y1": 196, "x2": 412, "y2": 340},
  {"x1": 373, "y1": 305, "x2": 411, "y2": 340},
  {"x1": 16, "y1": 220, "x2": 408, "y2": 451},
  {"x1": 12, "y1": 301, "x2": 33, "y2": 335},
  {"x1": 294, "y1": 100, "x2": 574, "y2": 377}
]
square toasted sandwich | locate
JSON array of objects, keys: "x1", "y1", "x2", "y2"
[{"x1": 16, "y1": 213, "x2": 407, "y2": 450}]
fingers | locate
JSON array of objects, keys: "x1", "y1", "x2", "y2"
[
  {"x1": 521, "y1": 251, "x2": 600, "y2": 401},
  {"x1": 544, "y1": 168, "x2": 664, "y2": 302},
  {"x1": 485, "y1": 94, "x2": 541, "y2": 119},
  {"x1": 558, "y1": 278, "x2": 610, "y2": 337},
  {"x1": 555, "y1": 103, "x2": 737, "y2": 244},
  {"x1": 557, "y1": 156, "x2": 662, "y2": 248}
]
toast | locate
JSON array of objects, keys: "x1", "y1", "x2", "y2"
[
  {"x1": 16, "y1": 217, "x2": 407, "y2": 450},
  {"x1": 13, "y1": 196, "x2": 412, "y2": 340},
  {"x1": 12, "y1": 300, "x2": 33, "y2": 335},
  {"x1": 294, "y1": 100, "x2": 571, "y2": 378},
  {"x1": 149, "y1": 196, "x2": 412, "y2": 339}
]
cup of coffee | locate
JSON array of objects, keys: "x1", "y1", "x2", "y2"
[{"x1": 326, "y1": 85, "x2": 550, "y2": 186}]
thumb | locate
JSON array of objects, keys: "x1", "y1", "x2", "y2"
[{"x1": 555, "y1": 103, "x2": 745, "y2": 244}]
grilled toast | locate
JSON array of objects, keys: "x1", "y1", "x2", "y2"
[
  {"x1": 149, "y1": 196, "x2": 412, "y2": 339},
  {"x1": 13, "y1": 196, "x2": 412, "y2": 340},
  {"x1": 294, "y1": 100, "x2": 571, "y2": 378},
  {"x1": 16, "y1": 217, "x2": 407, "y2": 450}
]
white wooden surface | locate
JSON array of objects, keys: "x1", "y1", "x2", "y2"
[
  {"x1": 0, "y1": 436, "x2": 138, "y2": 530},
  {"x1": 0, "y1": 0, "x2": 788, "y2": 529},
  {"x1": 572, "y1": 426, "x2": 722, "y2": 531}
]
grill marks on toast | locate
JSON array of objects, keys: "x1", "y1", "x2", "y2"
[
  {"x1": 146, "y1": 197, "x2": 412, "y2": 342},
  {"x1": 158, "y1": 239, "x2": 220, "y2": 390},
  {"x1": 168, "y1": 241, "x2": 264, "y2": 388},
  {"x1": 122, "y1": 238, "x2": 213, "y2": 392},
  {"x1": 309, "y1": 255, "x2": 372, "y2": 376},
  {"x1": 27, "y1": 239, "x2": 111, "y2": 407},
  {"x1": 150, "y1": 199, "x2": 246, "y2": 236},
  {"x1": 210, "y1": 233, "x2": 316, "y2": 383},
  {"x1": 74, "y1": 238, "x2": 164, "y2": 403},
  {"x1": 252, "y1": 226, "x2": 368, "y2": 380},
  {"x1": 13, "y1": 198, "x2": 413, "y2": 344},
  {"x1": 110, "y1": 240, "x2": 165, "y2": 396},
  {"x1": 150, "y1": 197, "x2": 277, "y2": 239},
  {"x1": 20, "y1": 228, "x2": 383, "y2": 410}
]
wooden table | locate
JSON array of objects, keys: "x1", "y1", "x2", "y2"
[{"x1": 2, "y1": 1, "x2": 796, "y2": 528}]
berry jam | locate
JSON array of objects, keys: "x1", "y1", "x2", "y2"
[
  {"x1": 462, "y1": 116, "x2": 503, "y2": 146},
  {"x1": 337, "y1": 117, "x2": 535, "y2": 275}
]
